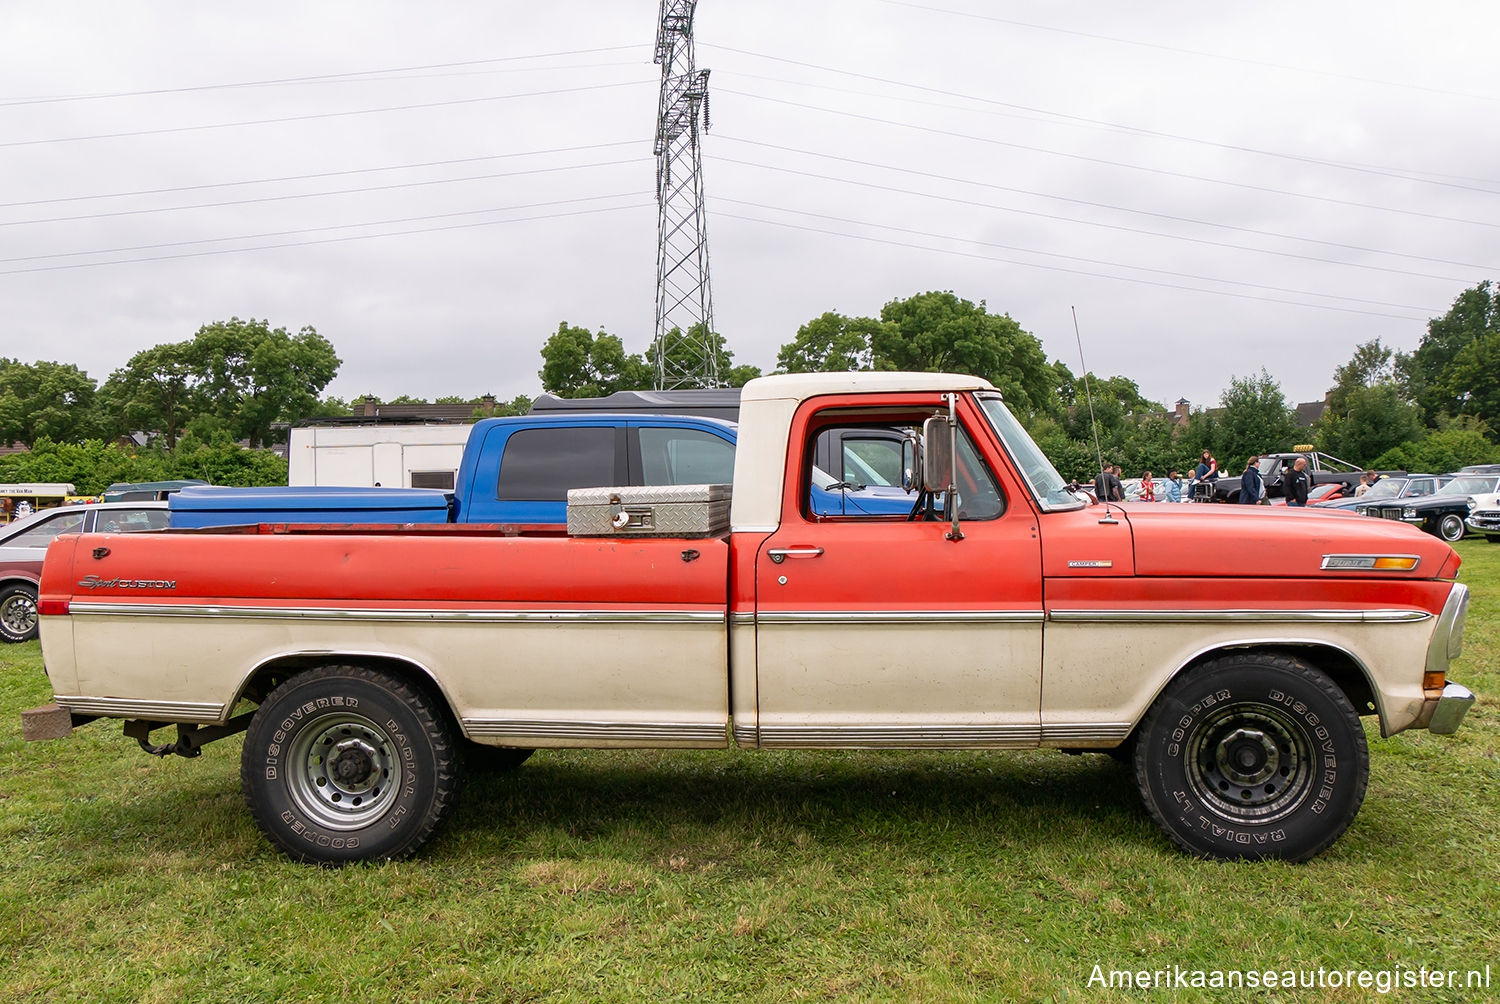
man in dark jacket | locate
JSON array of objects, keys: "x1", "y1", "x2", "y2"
[
  {"x1": 1237, "y1": 456, "x2": 1263, "y2": 504},
  {"x1": 1093, "y1": 464, "x2": 1123, "y2": 503},
  {"x1": 1286, "y1": 456, "x2": 1311, "y2": 506}
]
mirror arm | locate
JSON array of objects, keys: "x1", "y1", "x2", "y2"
[{"x1": 944, "y1": 393, "x2": 964, "y2": 542}]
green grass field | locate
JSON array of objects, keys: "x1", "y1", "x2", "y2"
[{"x1": 2, "y1": 544, "x2": 1497, "y2": 1003}]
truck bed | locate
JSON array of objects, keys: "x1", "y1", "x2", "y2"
[{"x1": 41, "y1": 528, "x2": 732, "y2": 746}]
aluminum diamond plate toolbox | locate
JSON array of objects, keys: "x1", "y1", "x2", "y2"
[{"x1": 567, "y1": 484, "x2": 732, "y2": 537}]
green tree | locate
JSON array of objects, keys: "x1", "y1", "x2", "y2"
[
  {"x1": 1214, "y1": 370, "x2": 1301, "y2": 467},
  {"x1": 1320, "y1": 384, "x2": 1424, "y2": 464},
  {"x1": 99, "y1": 342, "x2": 201, "y2": 448},
  {"x1": 0, "y1": 359, "x2": 102, "y2": 447},
  {"x1": 872, "y1": 291, "x2": 1053, "y2": 422},
  {"x1": 539, "y1": 322, "x2": 652, "y2": 397},
  {"x1": 190, "y1": 318, "x2": 341, "y2": 447},
  {"x1": 649, "y1": 324, "x2": 761, "y2": 388},
  {"x1": 1397, "y1": 281, "x2": 1499, "y2": 423},
  {"x1": 775, "y1": 312, "x2": 882, "y2": 373},
  {"x1": 1442, "y1": 329, "x2": 1500, "y2": 431}
]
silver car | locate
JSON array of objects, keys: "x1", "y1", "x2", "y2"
[{"x1": 0, "y1": 501, "x2": 168, "y2": 643}]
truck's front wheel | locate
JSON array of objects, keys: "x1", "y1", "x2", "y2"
[
  {"x1": 1133, "y1": 653, "x2": 1368, "y2": 862},
  {"x1": 241, "y1": 666, "x2": 462, "y2": 864}
]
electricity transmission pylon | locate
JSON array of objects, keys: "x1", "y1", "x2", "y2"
[{"x1": 652, "y1": 0, "x2": 718, "y2": 389}]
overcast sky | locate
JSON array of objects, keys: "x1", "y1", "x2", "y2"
[{"x1": 3, "y1": 1, "x2": 1497, "y2": 413}]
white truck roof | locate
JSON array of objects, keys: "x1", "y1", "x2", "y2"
[{"x1": 732, "y1": 372, "x2": 996, "y2": 530}]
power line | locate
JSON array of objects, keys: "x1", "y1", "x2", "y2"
[
  {"x1": 714, "y1": 136, "x2": 1497, "y2": 272},
  {"x1": 2, "y1": 158, "x2": 649, "y2": 227},
  {"x1": 714, "y1": 197, "x2": 1438, "y2": 311},
  {"x1": 0, "y1": 45, "x2": 649, "y2": 107},
  {"x1": 0, "y1": 79, "x2": 653, "y2": 149},
  {"x1": 717, "y1": 88, "x2": 1500, "y2": 232},
  {"x1": 0, "y1": 140, "x2": 645, "y2": 209},
  {"x1": 874, "y1": 0, "x2": 1499, "y2": 104},
  {"x1": 0, "y1": 193, "x2": 647, "y2": 265},
  {"x1": 715, "y1": 210, "x2": 1432, "y2": 322},
  {"x1": 705, "y1": 48, "x2": 1500, "y2": 193},
  {"x1": 711, "y1": 155, "x2": 1477, "y2": 284},
  {"x1": 0, "y1": 201, "x2": 654, "y2": 277}
]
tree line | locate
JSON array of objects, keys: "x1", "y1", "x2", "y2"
[{"x1": 4, "y1": 284, "x2": 1497, "y2": 494}]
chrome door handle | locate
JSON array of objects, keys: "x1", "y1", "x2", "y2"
[{"x1": 767, "y1": 547, "x2": 824, "y2": 564}]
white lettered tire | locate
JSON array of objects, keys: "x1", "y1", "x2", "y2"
[
  {"x1": 1133, "y1": 654, "x2": 1369, "y2": 862},
  {"x1": 241, "y1": 666, "x2": 462, "y2": 864}
]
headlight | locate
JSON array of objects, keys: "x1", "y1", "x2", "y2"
[
  {"x1": 1403, "y1": 507, "x2": 1418, "y2": 519},
  {"x1": 1469, "y1": 499, "x2": 1478, "y2": 512}
]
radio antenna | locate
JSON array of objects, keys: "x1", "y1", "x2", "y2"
[{"x1": 1071, "y1": 306, "x2": 1117, "y2": 522}]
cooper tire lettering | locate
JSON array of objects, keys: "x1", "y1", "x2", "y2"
[
  {"x1": 1133, "y1": 653, "x2": 1369, "y2": 862},
  {"x1": 242, "y1": 665, "x2": 462, "y2": 865}
]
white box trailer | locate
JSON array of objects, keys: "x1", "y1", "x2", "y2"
[{"x1": 287, "y1": 425, "x2": 471, "y2": 489}]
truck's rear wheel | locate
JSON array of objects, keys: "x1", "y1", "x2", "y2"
[
  {"x1": 1133, "y1": 653, "x2": 1368, "y2": 862},
  {"x1": 0, "y1": 583, "x2": 38, "y2": 643},
  {"x1": 241, "y1": 666, "x2": 461, "y2": 864}
]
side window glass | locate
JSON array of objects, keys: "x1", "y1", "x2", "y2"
[
  {"x1": 497, "y1": 427, "x2": 616, "y2": 501},
  {"x1": 638, "y1": 428, "x2": 735, "y2": 485},
  {"x1": 952, "y1": 431, "x2": 1005, "y2": 520},
  {"x1": 807, "y1": 422, "x2": 1004, "y2": 521},
  {"x1": 97, "y1": 508, "x2": 171, "y2": 533},
  {"x1": 840, "y1": 437, "x2": 903, "y2": 487},
  {"x1": 11, "y1": 511, "x2": 87, "y2": 547}
]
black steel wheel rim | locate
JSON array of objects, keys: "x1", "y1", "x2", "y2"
[{"x1": 1183, "y1": 702, "x2": 1316, "y2": 824}]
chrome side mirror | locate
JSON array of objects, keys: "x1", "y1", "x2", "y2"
[
  {"x1": 922, "y1": 414, "x2": 952, "y2": 495},
  {"x1": 901, "y1": 429, "x2": 924, "y2": 493}
]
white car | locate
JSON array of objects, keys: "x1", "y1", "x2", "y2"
[{"x1": 1465, "y1": 492, "x2": 1500, "y2": 541}]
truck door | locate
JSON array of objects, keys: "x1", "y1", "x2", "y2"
[{"x1": 749, "y1": 397, "x2": 1044, "y2": 748}]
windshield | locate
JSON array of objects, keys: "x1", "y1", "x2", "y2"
[
  {"x1": 1439, "y1": 476, "x2": 1499, "y2": 496},
  {"x1": 975, "y1": 394, "x2": 1081, "y2": 512},
  {"x1": 1257, "y1": 456, "x2": 1290, "y2": 477},
  {"x1": 1362, "y1": 479, "x2": 1406, "y2": 500}
]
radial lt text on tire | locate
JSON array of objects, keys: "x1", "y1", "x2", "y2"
[
  {"x1": 1133, "y1": 653, "x2": 1369, "y2": 862},
  {"x1": 241, "y1": 665, "x2": 462, "y2": 865}
]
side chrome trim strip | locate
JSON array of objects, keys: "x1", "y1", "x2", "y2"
[
  {"x1": 463, "y1": 719, "x2": 727, "y2": 743},
  {"x1": 729, "y1": 612, "x2": 757, "y2": 626},
  {"x1": 1041, "y1": 722, "x2": 1133, "y2": 742},
  {"x1": 66, "y1": 603, "x2": 724, "y2": 625},
  {"x1": 757, "y1": 724, "x2": 1041, "y2": 748},
  {"x1": 755, "y1": 610, "x2": 1045, "y2": 625},
  {"x1": 1047, "y1": 608, "x2": 1430, "y2": 624},
  {"x1": 53, "y1": 695, "x2": 225, "y2": 722}
]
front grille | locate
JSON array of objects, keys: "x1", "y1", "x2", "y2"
[{"x1": 1374, "y1": 507, "x2": 1404, "y2": 519}]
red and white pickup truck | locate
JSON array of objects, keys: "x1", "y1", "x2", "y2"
[{"x1": 25, "y1": 373, "x2": 1474, "y2": 864}]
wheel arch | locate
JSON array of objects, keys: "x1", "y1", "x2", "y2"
[
  {"x1": 1131, "y1": 639, "x2": 1383, "y2": 740},
  {"x1": 231, "y1": 650, "x2": 466, "y2": 740}
]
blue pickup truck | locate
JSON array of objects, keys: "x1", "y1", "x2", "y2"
[{"x1": 169, "y1": 413, "x2": 915, "y2": 527}]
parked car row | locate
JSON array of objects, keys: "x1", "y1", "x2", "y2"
[{"x1": 1314, "y1": 465, "x2": 1500, "y2": 543}]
